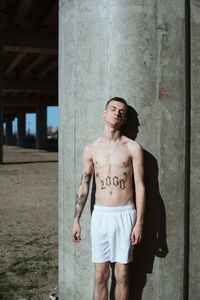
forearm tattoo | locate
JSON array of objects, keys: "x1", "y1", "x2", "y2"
[
  {"x1": 74, "y1": 172, "x2": 91, "y2": 218},
  {"x1": 74, "y1": 193, "x2": 87, "y2": 218},
  {"x1": 81, "y1": 172, "x2": 91, "y2": 184},
  {"x1": 79, "y1": 172, "x2": 92, "y2": 187}
]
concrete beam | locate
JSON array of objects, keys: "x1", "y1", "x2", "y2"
[
  {"x1": 3, "y1": 97, "x2": 58, "y2": 107},
  {"x1": 4, "y1": 107, "x2": 35, "y2": 116},
  {"x1": 0, "y1": 30, "x2": 57, "y2": 54},
  {"x1": 5, "y1": 52, "x2": 27, "y2": 75},
  {"x1": 38, "y1": 60, "x2": 58, "y2": 78},
  {"x1": 20, "y1": 54, "x2": 47, "y2": 77},
  {"x1": 4, "y1": 79, "x2": 58, "y2": 94},
  {"x1": 3, "y1": 114, "x2": 15, "y2": 120}
]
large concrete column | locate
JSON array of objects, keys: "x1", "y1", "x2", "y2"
[
  {"x1": 0, "y1": 47, "x2": 3, "y2": 164},
  {"x1": 17, "y1": 113, "x2": 26, "y2": 147},
  {"x1": 36, "y1": 105, "x2": 47, "y2": 149},
  {"x1": 189, "y1": 1, "x2": 200, "y2": 299},
  {"x1": 5, "y1": 115, "x2": 13, "y2": 145},
  {"x1": 59, "y1": 1, "x2": 186, "y2": 299}
]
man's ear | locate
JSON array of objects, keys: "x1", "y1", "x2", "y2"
[{"x1": 102, "y1": 109, "x2": 106, "y2": 117}]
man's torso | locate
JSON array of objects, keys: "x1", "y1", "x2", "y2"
[{"x1": 89, "y1": 136, "x2": 136, "y2": 206}]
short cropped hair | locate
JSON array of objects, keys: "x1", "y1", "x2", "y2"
[{"x1": 106, "y1": 97, "x2": 128, "y2": 112}]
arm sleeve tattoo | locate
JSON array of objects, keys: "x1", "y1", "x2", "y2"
[{"x1": 74, "y1": 172, "x2": 92, "y2": 219}]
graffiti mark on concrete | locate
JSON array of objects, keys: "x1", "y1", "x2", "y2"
[{"x1": 159, "y1": 87, "x2": 169, "y2": 100}]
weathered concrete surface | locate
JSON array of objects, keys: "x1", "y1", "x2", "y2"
[
  {"x1": 59, "y1": 0, "x2": 185, "y2": 299},
  {"x1": 189, "y1": 1, "x2": 200, "y2": 299}
]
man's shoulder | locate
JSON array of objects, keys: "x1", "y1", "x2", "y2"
[
  {"x1": 122, "y1": 136, "x2": 143, "y2": 152},
  {"x1": 83, "y1": 138, "x2": 100, "y2": 155}
]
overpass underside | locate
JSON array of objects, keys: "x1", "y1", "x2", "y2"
[{"x1": 0, "y1": 0, "x2": 58, "y2": 163}]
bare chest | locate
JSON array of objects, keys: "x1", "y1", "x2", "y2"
[
  {"x1": 93, "y1": 147, "x2": 133, "y2": 192},
  {"x1": 92, "y1": 145, "x2": 131, "y2": 169}
]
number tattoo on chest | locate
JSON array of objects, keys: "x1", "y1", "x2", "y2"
[{"x1": 99, "y1": 175, "x2": 126, "y2": 190}]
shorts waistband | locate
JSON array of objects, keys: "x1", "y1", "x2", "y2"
[{"x1": 94, "y1": 202, "x2": 135, "y2": 212}]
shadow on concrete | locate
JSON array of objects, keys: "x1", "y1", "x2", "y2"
[{"x1": 90, "y1": 105, "x2": 168, "y2": 299}]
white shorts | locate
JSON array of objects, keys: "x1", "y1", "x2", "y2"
[{"x1": 91, "y1": 203, "x2": 137, "y2": 264}]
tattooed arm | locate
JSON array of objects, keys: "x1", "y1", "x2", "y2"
[
  {"x1": 74, "y1": 171, "x2": 92, "y2": 219},
  {"x1": 71, "y1": 144, "x2": 94, "y2": 243}
]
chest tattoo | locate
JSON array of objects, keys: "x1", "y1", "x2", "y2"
[{"x1": 100, "y1": 175, "x2": 126, "y2": 190}]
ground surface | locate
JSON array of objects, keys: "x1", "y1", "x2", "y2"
[{"x1": 0, "y1": 145, "x2": 58, "y2": 300}]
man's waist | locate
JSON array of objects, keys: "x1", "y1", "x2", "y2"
[{"x1": 94, "y1": 202, "x2": 136, "y2": 212}]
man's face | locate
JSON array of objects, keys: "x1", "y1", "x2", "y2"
[{"x1": 102, "y1": 100, "x2": 127, "y2": 129}]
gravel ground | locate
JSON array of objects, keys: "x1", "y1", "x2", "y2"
[{"x1": 0, "y1": 145, "x2": 58, "y2": 300}]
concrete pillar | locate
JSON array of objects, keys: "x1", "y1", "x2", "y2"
[
  {"x1": 0, "y1": 47, "x2": 3, "y2": 164},
  {"x1": 17, "y1": 113, "x2": 26, "y2": 147},
  {"x1": 59, "y1": 1, "x2": 186, "y2": 299},
  {"x1": 5, "y1": 115, "x2": 13, "y2": 145},
  {"x1": 36, "y1": 105, "x2": 47, "y2": 149},
  {"x1": 189, "y1": 1, "x2": 200, "y2": 299}
]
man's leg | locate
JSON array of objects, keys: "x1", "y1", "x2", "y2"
[
  {"x1": 94, "y1": 262, "x2": 110, "y2": 300},
  {"x1": 114, "y1": 262, "x2": 129, "y2": 300}
]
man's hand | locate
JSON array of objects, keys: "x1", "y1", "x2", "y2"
[
  {"x1": 71, "y1": 220, "x2": 81, "y2": 243},
  {"x1": 130, "y1": 223, "x2": 143, "y2": 245}
]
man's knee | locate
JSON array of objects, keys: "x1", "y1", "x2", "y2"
[
  {"x1": 95, "y1": 267, "x2": 110, "y2": 286},
  {"x1": 114, "y1": 265, "x2": 128, "y2": 285}
]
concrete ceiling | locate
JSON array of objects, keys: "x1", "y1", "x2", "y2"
[{"x1": 0, "y1": 0, "x2": 58, "y2": 120}]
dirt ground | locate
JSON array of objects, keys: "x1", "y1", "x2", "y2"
[{"x1": 0, "y1": 145, "x2": 58, "y2": 300}]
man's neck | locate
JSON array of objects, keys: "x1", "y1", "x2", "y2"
[{"x1": 101, "y1": 124, "x2": 121, "y2": 143}]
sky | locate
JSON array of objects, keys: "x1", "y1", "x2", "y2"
[{"x1": 9, "y1": 106, "x2": 58, "y2": 134}]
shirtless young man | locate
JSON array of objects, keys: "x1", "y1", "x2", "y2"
[{"x1": 71, "y1": 97, "x2": 146, "y2": 300}]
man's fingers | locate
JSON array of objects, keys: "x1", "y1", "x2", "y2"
[
  {"x1": 77, "y1": 231, "x2": 81, "y2": 241},
  {"x1": 71, "y1": 231, "x2": 76, "y2": 242},
  {"x1": 132, "y1": 237, "x2": 139, "y2": 245},
  {"x1": 132, "y1": 235, "x2": 142, "y2": 245},
  {"x1": 130, "y1": 231, "x2": 142, "y2": 245},
  {"x1": 130, "y1": 232, "x2": 135, "y2": 244},
  {"x1": 71, "y1": 230, "x2": 81, "y2": 243}
]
